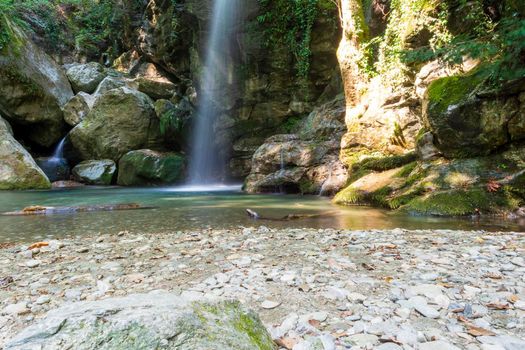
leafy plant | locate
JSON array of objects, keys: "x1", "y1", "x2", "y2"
[{"x1": 256, "y1": 0, "x2": 337, "y2": 79}]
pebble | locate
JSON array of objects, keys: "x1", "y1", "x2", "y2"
[
  {"x1": 261, "y1": 300, "x2": 280, "y2": 309},
  {"x1": 0, "y1": 228, "x2": 524, "y2": 349},
  {"x1": 3, "y1": 302, "x2": 29, "y2": 315},
  {"x1": 25, "y1": 260, "x2": 40, "y2": 268},
  {"x1": 419, "y1": 340, "x2": 461, "y2": 350},
  {"x1": 35, "y1": 295, "x2": 51, "y2": 305}
]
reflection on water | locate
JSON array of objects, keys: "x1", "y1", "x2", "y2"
[{"x1": 0, "y1": 186, "x2": 523, "y2": 242}]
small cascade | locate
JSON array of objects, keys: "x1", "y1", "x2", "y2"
[
  {"x1": 36, "y1": 137, "x2": 69, "y2": 182},
  {"x1": 50, "y1": 137, "x2": 66, "y2": 161},
  {"x1": 319, "y1": 167, "x2": 333, "y2": 196},
  {"x1": 188, "y1": 0, "x2": 241, "y2": 185},
  {"x1": 279, "y1": 148, "x2": 285, "y2": 194}
]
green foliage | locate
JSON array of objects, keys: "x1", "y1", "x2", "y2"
[
  {"x1": 0, "y1": 0, "x2": 144, "y2": 59},
  {"x1": 402, "y1": 1, "x2": 525, "y2": 83},
  {"x1": 256, "y1": 0, "x2": 336, "y2": 79}
]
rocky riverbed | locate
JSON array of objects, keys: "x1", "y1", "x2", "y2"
[{"x1": 0, "y1": 227, "x2": 524, "y2": 349}]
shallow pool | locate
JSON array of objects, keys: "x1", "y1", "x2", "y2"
[{"x1": 0, "y1": 185, "x2": 523, "y2": 242}]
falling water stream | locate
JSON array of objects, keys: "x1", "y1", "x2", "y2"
[{"x1": 188, "y1": 0, "x2": 241, "y2": 184}]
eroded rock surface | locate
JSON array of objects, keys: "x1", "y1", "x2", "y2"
[{"x1": 5, "y1": 292, "x2": 274, "y2": 350}]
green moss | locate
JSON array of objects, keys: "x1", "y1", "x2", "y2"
[
  {"x1": 426, "y1": 71, "x2": 485, "y2": 115},
  {"x1": 402, "y1": 188, "x2": 522, "y2": 216},
  {"x1": 193, "y1": 301, "x2": 275, "y2": 350},
  {"x1": 353, "y1": 152, "x2": 417, "y2": 173}
]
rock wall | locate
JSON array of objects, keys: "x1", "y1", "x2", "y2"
[
  {"x1": 334, "y1": 0, "x2": 525, "y2": 216},
  {"x1": 131, "y1": 0, "x2": 341, "y2": 179}
]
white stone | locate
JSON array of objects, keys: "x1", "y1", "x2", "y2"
[{"x1": 261, "y1": 300, "x2": 280, "y2": 309}]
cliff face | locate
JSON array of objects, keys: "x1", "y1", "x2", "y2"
[
  {"x1": 334, "y1": 0, "x2": 525, "y2": 216},
  {"x1": 0, "y1": 0, "x2": 341, "y2": 188},
  {"x1": 130, "y1": 0, "x2": 342, "y2": 179}
]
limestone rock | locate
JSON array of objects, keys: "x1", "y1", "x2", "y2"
[
  {"x1": 63, "y1": 92, "x2": 95, "y2": 127},
  {"x1": 245, "y1": 96, "x2": 347, "y2": 195},
  {"x1": 117, "y1": 149, "x2": 185, "y2": 186},
  {"x1": 5, "y1": 292, "x2": 275, "y2": 350},
  {"x1": 0, "y1": 18, "x2": 73, "y2": 147},
  {"x1": 0, "y1": 117, "x2": 51, "y2": 190},
  {"x1": 65, "y1": 62, "x2": 107, "y2": 94},
  {"x1": 69, "y1": 87, "x2": 161, "y2": 161},
  {"x1": 423, "y1": 73, "x2": 524, "y2": 158},
  {"x1": 130, "y1": 63, "x2": 178, "y2": 100},
  {"x1": 93, "y1": 76, "x2": 127, "y2": 97},
  {"x1": 72, "y1": 160, "x2": 116, "y2": 185}
]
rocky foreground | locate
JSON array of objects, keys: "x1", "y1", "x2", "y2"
[{"x1": 0, "y1": 227, "x2": 524, "y2": 349}]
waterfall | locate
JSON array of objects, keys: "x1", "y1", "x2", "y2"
[
  {"x1": 188, "y1": 0, "x2": 241, "y2": 184},
  {"x1": 50, "y1": 136, "x2": 66, "y2": 161}
]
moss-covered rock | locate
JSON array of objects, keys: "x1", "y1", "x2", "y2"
[
  {"x1": 402, "y1": 188, "x2": 522, "y2": 217},
  {"x1": 335, "y1": 146, "x2": 525, "y2": 216},
  {"x1": 69, "y1": 87, "x2": 162, "y2": 161},
  {"x1": 5, "y1": 292, "x2": 276, "y2": 350},
  {"x1": 117, "y1": 149, "x2": 185, "y2": 186},
  {"x1": 423, "y1": 72, "x2": 523, "y2": 158},
  {"x1": 72, "y1": 160, "x2": 116, "y2": 185},
  {"x1": 0, "y1": 117, "x2": 51, "y2": 190}
]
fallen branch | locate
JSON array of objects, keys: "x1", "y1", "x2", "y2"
[{"x1": 2, "y1": 203, "x2": 157, "y2": 216}]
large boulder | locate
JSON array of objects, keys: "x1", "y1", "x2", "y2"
[
  {"x1": 0, "y1": 117, "x2": 51, "y2": 190},
  {"x1": 65, "y1": 62, "x2": 107, "y2": 94},
  {"x1": 117, "y1": 149, "x2": 185, "y2": 186},
  {"x1": 0, "y1": 18, "x2": 73, "y2": 147},
  {"x1": 72, "y1": 160, "x2": 116, "y2": 185},
  {"x1": 5, "y1": 292, "x2": 275, "y2": 350},
  {"x1": 422, "y1": 73, "x2": 525, "y2": 158},
  {"x1": 69, "y1": 87, "x2": 162, "y2": 161},
  {"x1": 245, "y1": 96, "x2": 347, "y2": 195}
]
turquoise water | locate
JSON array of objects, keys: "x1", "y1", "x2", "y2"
[{"x1": 0, "y1": 186, "x2": 523, "y2": 242}]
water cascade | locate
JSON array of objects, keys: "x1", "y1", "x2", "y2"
[
  {"x1": 36, "y1": 137, "x2": 69, "y2": 182},
  {"x1": 188, "y1": 0, "x2": 241, "y2": 184}
]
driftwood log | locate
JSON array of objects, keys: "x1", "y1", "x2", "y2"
[
  {"x1": 2, "y1": 203, "x2": 156, "y2": 216},
  {"x1": 246, "y1": 208, "x2": 337, "y2": 221}
]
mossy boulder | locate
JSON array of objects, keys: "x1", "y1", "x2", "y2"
[
  {"x1": 72, "y1": 160, "x2": 116, "y2": 185},
  {"x1": 402, "y1": 189, "x2": 521, "y2": 217},
  {"x1": 5, "y1": 292, "x2": 276, "y2": 350},
  {"x1": 65, "y1": 62, "x2": 107, "y2": 94},
  {"x1": 117, "y1": 149, "x2": 185, "y2": 186},
  {"x1": 335, "y1": 146, "x2": 525, "y2": 216},
  {"x1": 69, "y1": 87, "x2": 162, "y2": 161},
  {"x1": 423, "y1": 73, "x2": 523, "y2": 158},
  {"x1": 0, "y1": 117, "x2": 51, "y2": 190},
  {"x1": 0, "y1": 18, "x2": 73, "y2": 147}
]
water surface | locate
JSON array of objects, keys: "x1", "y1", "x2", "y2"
[{"x1": 0, "y1": 186, "x2": 523, "y2": 242}]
